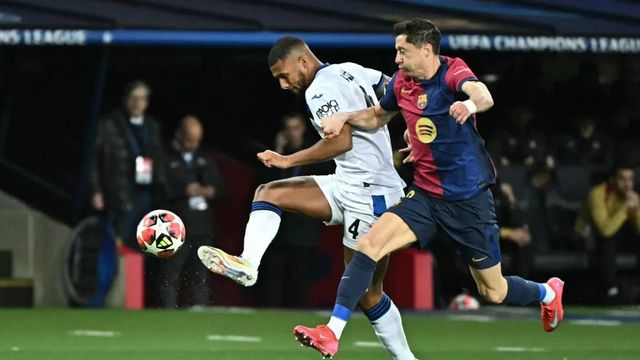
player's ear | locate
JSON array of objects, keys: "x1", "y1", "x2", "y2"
[
  {"x1": 298, "y1": 55, "x2": 308, "y2": 70},
  {"x1": 422, "y1": 43, "x2": 433, "y2": 57}
]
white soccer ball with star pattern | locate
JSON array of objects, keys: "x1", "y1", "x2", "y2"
[{"x1": 136, "y1": 209, "x2": 186, "y2": 258}]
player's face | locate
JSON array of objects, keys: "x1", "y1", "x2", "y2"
[
  {"x1": 395, "y1": 35, "x2": 432, "y2": 77},
  {"x1": 270, "y1": 57, "x2": 307, "y2": 95},
  {"x1": 614, "y1": 168, "x2": 635, "y2": 194}
]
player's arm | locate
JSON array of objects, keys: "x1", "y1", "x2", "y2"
[
  {"x1": 257, "y1": 124, "x2": 353, "y2": 169},
  {"x1": 450, "y1": 81, "x2": 494, "y2": 124},
  {"x1": 322, "y1": 104, "x2": 397, "y2": 139}
]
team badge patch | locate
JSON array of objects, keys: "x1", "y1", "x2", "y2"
[
  {"x1": 415, "y1": 117, "x2": 437, "y2": 143},
  {"x1": 416, "y1": 94, "x2": 428, "y2": 109}
]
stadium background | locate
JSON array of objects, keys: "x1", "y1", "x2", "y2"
[{"x1": 0, "y1": 1, "x2": 639, "y2": 359}]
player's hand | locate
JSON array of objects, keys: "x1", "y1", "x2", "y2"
[
  {"x1": 257, "y1": 150, "x2": 290, "y2": 169},
  {"x1": 449, "y1": 101, "x2": 473, "y2": 124},
  {"x1": 321, "y1": 113, "x2": 349, "y2": 139},
  {"x1": 399, "y1": 129, "x2": 415, "y2": 163}
]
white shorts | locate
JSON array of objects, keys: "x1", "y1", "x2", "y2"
[{"x1": 312, "y1": 175, "x2": 405, "y2": 250}]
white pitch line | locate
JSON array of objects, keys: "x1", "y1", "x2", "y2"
[
  {"x1": 188, "y1": 306, "x2": 257, "y2": 314},
  {"x1": 495, "y1": 346, "x2": 545, "y2": 352},
  {"x1": 571, "y1": 319, "x2": 621, "y2": 327},
  {"x1": 206, "y1": 334, "x2": 262, "y2": 343},
  {"x1": 447, "y1": 314, "x2": 495, "y2": 322},
  {"x1": 70, "y1": 330, "x2": 121, "y2": 337},
  {"x1": 354, "y1": 341, "x2": 383, "y2": 348}
]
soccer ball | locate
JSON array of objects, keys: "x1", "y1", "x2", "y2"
[
  {"x1": 136, "y1": 209, "x2": 186, "y2": 258},
  {"x1": 449, "y1": 293, "x2": 480, "y2": 311}
]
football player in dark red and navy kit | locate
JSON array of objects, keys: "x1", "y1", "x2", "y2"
[{"x1": 293, "y1": 19, "x2": 565, "y2": 358}]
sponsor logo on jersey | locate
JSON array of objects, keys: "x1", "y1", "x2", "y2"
[
  {"x1": 415, "y1": 117, "x2": 437, "y2": 143},
  {"x1": 311, "y1": 93, "x2": 323, "y2": 100},
  {"x1": 417, "y1": 94, "x2": 428, "y2": 109},
  {"x1": 315, "y1": 99, "x2": 340, "y2": 119}
]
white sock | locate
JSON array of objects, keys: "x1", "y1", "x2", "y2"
[
  {"x1": 370, "y1": 300, "x2": 415, "y2": 360},
  {"x1": 327, "y1": 316, "x2": 347, "y2": 339},
  {"x1": 239, "y1": 208, "x2": 281, "y2": 268},
  {"x1": 541, "y1": 283, "x2": 556, "y2": 305}
]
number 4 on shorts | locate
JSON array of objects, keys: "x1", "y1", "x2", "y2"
[{"x1": 348, "y1": 219, "x2": 360, "y2": 239}]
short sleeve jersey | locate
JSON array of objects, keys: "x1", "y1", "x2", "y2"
[
  {"x1": 305, "y1": 62, "x2": 405, "y2": 194},
  {"x1": 380, "y1": 56, "x2": 495, "y2": 200}
]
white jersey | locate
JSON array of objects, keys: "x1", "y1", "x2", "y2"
[{"x1": 305, "y1": 62, "x2": 405, "y2": 194}]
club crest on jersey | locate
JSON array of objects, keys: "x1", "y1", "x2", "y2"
[
  {"x1": 415, "y1": 117, "x2": 437, "y2": 144},
  {"x1": 416, "y1": 94, "x2": 428, "y2": 109}
]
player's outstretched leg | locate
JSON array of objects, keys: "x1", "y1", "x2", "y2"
[
  {"x1": 470, "y1": 265, "x2": 565, "y2": 332},
  {"x1": 199, "y1": 177, "x2": 331, "y2": 287},
  {"x1": 198, "y1": 245, "x2": 258, "y2": 286},
  {"x1": 197, "y1": 198, "x2": 280, "y2": 287}
]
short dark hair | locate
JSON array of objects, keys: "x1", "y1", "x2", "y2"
[
  {"x1": 268, "y1": 36, "x2": 306, "y2": 67},
  {"x1": 123, "y1": 80, "x2": 151, "y2": 98},
  {"x1": 393, "y1": 18, "x2": 441, "y2": 54}
]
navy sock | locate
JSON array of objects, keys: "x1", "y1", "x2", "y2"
[
  {"x1": 503, "y1": 276, "x2": 542, "y2": 305},
  {"x1": 332, "y1": 252, "x2": 377, "y2": 321},
  {"x1": 250, "y1": 201, "x2": 282, "y2": 215},
  {"x1": 364, "y1": 293, "x2": 391, "y2": 324}
]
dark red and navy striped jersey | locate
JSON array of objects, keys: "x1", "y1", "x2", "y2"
[{"x1": 380, "y1": 56, "x2": 496, "y2": 201}]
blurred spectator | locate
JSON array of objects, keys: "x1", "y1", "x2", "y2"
[
  {"x1": 520, "y1": 158, "x2": 557, "y2": 253},
  {"x1": 493, "y1": 181, "x2": 533, "y2": 277},
  {"x1": 256, "y1": 114, "x2": 328, "y2": 308},
  {"x1": 555, "y1": 115, "x2": 612, "y2": 166},
  {"x1": 90, "y1": 80, "x2": 166, "y2": 249},
  {"x1": 608, "y1": 108, "x2": 640, "y2": 167},
  {"x1": 575, "y1": 162, "x2": 640, "y2": 304},
  {"x1": 488, "y1": 104, "x2": 550, "y2": 168},
  {"x1": 159, "y1": 115, "x2": 224, "y2": 308}
]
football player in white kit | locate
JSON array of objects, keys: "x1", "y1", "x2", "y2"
[{"x1": 198, "y1": 36, "x2": 416, "y2": 360}]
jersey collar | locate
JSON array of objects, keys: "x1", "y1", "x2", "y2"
[
  {"x1": 417, "y1": 56, "x2": 446, "y2": 86},
  {"x1": 313, "y1": 62, "x2": 331, "y2": 80}
]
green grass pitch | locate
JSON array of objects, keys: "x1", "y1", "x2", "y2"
[{"x1": 1, "y1": 308, "x2": 639, "y2": 359}]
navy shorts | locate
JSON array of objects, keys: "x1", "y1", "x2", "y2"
[{"x1": 386, "y1": 186, "x2": 501, "y2": 269}]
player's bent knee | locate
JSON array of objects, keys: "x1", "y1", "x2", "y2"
[
  {"x1": 356, "y1": 234, "x2": 387, "y2": 261},
  {"x1": 253, "y1": 182, "x2": 283, "y2": 204}
]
